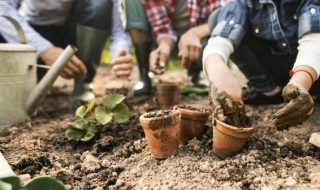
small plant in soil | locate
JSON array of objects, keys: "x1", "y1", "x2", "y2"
[{"x1": 65, "y1": 94, "x2": 130, "y2": 142}]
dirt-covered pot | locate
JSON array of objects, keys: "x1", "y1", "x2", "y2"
[
  {"x1": 213, "y1": 119, "x2": 254, "y2": 159},
  {"x1": 174, "y1": 106, "x2": 209, "y2": 144},
  {"x1": 156, "y1": 83, "x2": 179, "y2": 106},
  {"x1": 139, "y1": 110, "x2": 181, "y2": 159}
]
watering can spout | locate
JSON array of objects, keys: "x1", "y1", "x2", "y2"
[{"x1": 26, "y1": 45, "x2": 77, "y2": 115}]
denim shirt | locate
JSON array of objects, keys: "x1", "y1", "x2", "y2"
[{"x1": 211, "y1": 0, "x2": 320, "y2": 54}]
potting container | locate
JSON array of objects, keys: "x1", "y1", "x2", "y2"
[
  {"x1": 155, "y1": 82, "x2": 179, "y2": 106},
  {"x1": 139, "y1": 110, "x2": 181, "y2": 159},
  {"x1": 213, "y1": 119, "x2": 254, "y2": 159},
  {"x1": 174, "y1": 106, "x2": 209, "y2": 144}
]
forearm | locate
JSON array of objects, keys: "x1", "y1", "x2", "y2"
[
  {"x1": 142, "y1": 0, "x2": 177, "y2": 42},
  {"x1": 288, "y1": 65, "x2": 316, "y2": 91},
  {"x1": 188, "y1": 23, "x2": 210, "y2": 39},
  {"x1": 291, "y1": 33, "x2": 320, "y2": 90},
  {"x1": 0, "y1": 0, "x2": 52, "y2": 57},
  {"x1": 158, "y1": 37, "x2": 175, "y2": 55},
  {"x1": 110, "y1": 0, "x2": 131, "y2": 57}
]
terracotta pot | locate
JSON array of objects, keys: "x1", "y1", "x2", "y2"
[
  {"x1": 174, "y1": 106, "x2": 209, "y2": 144},
  {"x1": 213, "y1": 119, "x2": 254, "y2": 159},
  {"x1": 156, "y1": 83, "x2": 179, "y2": 106},
  {"x1": 139, "y1": 110, "x2": 181, "y2": 159}
]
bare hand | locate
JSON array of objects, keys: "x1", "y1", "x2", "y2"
[
  {"x1": 149, "y1": 37, "x2": 174, "y2": 75},
  {"x1": 149, "y1": 48, "x2": 166, "y2": 75},
  {"x1": 272, "y1": 84, "x2": 314, "y2": 129},
  {"x1": 178, "y1": 29, "x2": 202, "y2": 68},
  {"x1": 111, "y1": 49, "x2": 133, "y2": 79},
  {"x1": 40, "y1": 46, "x2": 87, "y2": 79}
]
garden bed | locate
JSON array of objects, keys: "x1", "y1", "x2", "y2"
[{"x1": 0, "y1": 66, "x2": 319, "y2": 189}]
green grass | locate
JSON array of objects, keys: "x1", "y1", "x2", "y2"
[{"x1": 100, "y1": 40, "x2": 182, "y2": 70}]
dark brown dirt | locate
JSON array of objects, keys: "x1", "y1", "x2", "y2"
[
  {"x1": 175, "y1": 105, "x2": 210, "y2": 113},
  {"x1": 143, "y1": 110, "x2": 171, "y2": 118},
  {"x1": 0, "y1": 65, "x2": 320, "y2": 190}
]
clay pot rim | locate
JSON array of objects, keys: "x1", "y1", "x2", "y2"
[
  {"x1": 215, "y1": 119, "x2": 254, "y2": 138},
  {"x1": 139, "y1": 110, "x2": 181, "y2": 122},
  {"x1": 173, "y1": 106, "x2": 209, "y2": 121}
]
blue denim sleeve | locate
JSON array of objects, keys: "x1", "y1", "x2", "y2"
[
  {"x1": 211, "y1": 0, "x2": 249, "y2": 47},
  {"x1": 298, "y1": 0, "x2": 320, "y2": 38}
]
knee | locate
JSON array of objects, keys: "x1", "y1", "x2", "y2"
[
  {"x1": 208, "y1": 8, "x2": 221, "y2": 32},
  {"x1": 87, "y1": 0, "x2": 113, "y2": 16}
]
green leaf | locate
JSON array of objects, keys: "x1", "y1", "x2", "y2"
[
  {"x1": 0, "y1": 180, "x2": 12, "y2": 190},
  {"x1": 65, "y1": 128, "x2": 85, "y2": 141},
  {"x1": 85, "y1": 98, "x2": 95, "y2": 115},
  {"x1": 75, "y1": 99, "x2": 95, "y2": 118},
  {"x1": 80, "y1": 132, "x2": 95, "y2": 142},
  {"x1": 112, "y1": 103, "x2": 130, "y2": 123},
  {"x1": 75, "y1": 106, "x2": 87, "y2": 118},
  {"x1": 102, "y1": 94, "x2": 125, "y2": 111},
  {"x1": 25, "y1": 176, "x2": 64, "y2": 190},
  {"x1": 69, "y1": 119, "x2": 86, "y2": 130},
  {"x1": 0, "y1": 176, "x2": 21, "y2": 190},
  {"x1": 95, "y1": 106, "x2": 113, "y2": 125}
]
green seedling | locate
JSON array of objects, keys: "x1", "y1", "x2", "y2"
[
  {"x1": 0, "y1": 152, "x2": 64, "y2": 190},
  {"x1": 0, "y1": 176, "x2": 64, "y2": 190},
  {"x1": 65, "y1": 94, "x2": 130, "y2": 142}
]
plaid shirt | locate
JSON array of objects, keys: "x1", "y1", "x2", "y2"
[{"x1": 142, "y1": 0, "x2": 228, "y2": 41}]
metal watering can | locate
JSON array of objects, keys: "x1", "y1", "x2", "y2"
[{"x1": 0, "y1": 15, "x2": 77, "y2": 127}]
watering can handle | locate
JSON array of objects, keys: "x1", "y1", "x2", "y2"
[{"x1": 0, "y1": 15, "x2": 27, "y2": 44}]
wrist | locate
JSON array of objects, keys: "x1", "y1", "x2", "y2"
[{"x1": 288, "y1": 66, "x2": 316, "y2": 91}]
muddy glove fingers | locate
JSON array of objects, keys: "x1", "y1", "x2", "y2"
[
  {"x1": 209, "y1": 84, "x2": 226, "y2": 122},
  {"x1": 272, "y1": 84, "x2": 314, "y2": 129},
  {"x1": 275, "y1": 115, "x2": 310, "y2": 130}
]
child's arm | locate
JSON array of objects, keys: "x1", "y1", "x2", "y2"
[
  {"x1": 203, "y1": 36, "x2": 242, "y2": 102},
  {"x1": 273, "y1": 33, "x2": 320, "y2": 129}
]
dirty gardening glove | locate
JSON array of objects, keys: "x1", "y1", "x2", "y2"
[
  {"x1": 272, "y1": 84, "x2": 314, "y2": 130},
  {"x1": 209, "y1": 83, "x2": 246, "y2": 127},
  {"x1": 209, "y1": 84, "x2": 227, "y2": 122}
]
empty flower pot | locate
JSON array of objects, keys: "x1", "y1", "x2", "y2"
[
  {"x1": 139, "y1": 110, "x2": 181, "y2": 159},
  {"x1": 156, "y1": 82, "x2": 179, "y2": 106},
  {"x1": 174, "y1": 106, "x2": 209, "y2": 144},
  {"x1": 213, "y1": 119, "x2": 254, "y2": 159}
]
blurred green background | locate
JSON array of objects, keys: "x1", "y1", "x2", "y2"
[{"x1": 100, "y1": 41, "x2": 183, "y2": 71}]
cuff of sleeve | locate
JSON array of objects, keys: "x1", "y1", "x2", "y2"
[
  {"x1": 34, "y1": 39, "x2": 53, "y2": 58},
  {"x1": 157, "y1": 34, "x2": 177, "y2": 43},
  {"x1": 293, "y1": 33, "x2": 320, "y2": 80},
  {"x1": 202, "y1": 36, "x2": 234, "y2": 78},
  {"x1": 110, "y1": 40, "x2": 131, "y2": 58}
]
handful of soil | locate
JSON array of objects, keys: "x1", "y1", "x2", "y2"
[{"x1": 209, "y1": 87, "x2": 251, "y2": 128}]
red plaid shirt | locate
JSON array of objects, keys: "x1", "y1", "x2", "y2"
[{"x1": 142, "y1": 0, "x2": 228, "y2": 41}]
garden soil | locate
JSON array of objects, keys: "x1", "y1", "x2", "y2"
[{"x1": 0, "y1": 65, "x2": 320, "y2": 190}]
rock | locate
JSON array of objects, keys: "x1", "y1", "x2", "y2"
[
  {"x1": 309, "y1": 173, "x2": 320, "y2": 184},
  {"x1": 199, "y1": 161, "x2": 211, "y2": 173},
  {"x1": 309, "y1": 132, "x2": 320, "y2": 148},
  {"x1": 101, "y1": 159, "x2": 111, "y2": 168},
  {"x1": 80, "y1": 151, "x2": 101, "y2": 173},
  {"x1": 285, "y1": 177, "x2": 296, "y2": 187},
  {"x1": 54, "y1": 168, "x2": 75, "y2": 183}
]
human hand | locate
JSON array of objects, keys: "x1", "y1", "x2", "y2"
[
  {"x1": 178, "y1": 29, "x2": 202, "y2": 68},
  {"x1": 209, "y1": 83, "x2": 245, "y2": 126},
  {"x1": 111, "y1": 49, "x2": 133, "y2": 79},
  {"x1": 149, "y1": 37, "x2": 174, "y2": 75},
  {"x1": 40, "y1": 46, "x2": 87, "y2": 79},
  {"x1": 272, "y1": 84, "x2": 314, "y2": 129}
]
